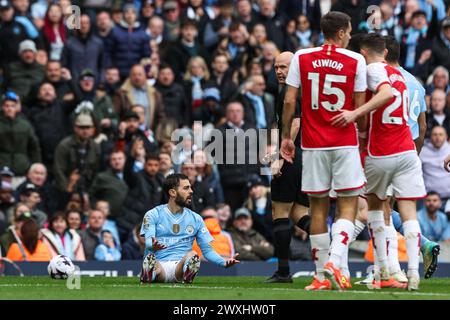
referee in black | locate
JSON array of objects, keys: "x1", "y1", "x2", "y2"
[{"x1": 265, "y1": 52, "x2": 311, "y2": 283}]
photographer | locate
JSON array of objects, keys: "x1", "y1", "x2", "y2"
[{"x1": 53, "y1": 111, "x2": 101, "y2": 199}]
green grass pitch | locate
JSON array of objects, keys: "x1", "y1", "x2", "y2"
[{"x1": 1, "y1": 276, "x2": 450, "y2": 300}]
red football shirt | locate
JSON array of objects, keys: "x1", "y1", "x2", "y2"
[
  {"x1": 286, "y1": 44, "x2": 367, "y2": 150},
  {"x1": 366, "y1": 62, "x2": 416, "y2": 157}
]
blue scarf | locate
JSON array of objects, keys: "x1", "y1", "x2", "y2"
[
  {"x1": 405, "y1": 26, "x2": 428, "y2": 69},
  {"x1": 191, "y1": 76, "x2": 203, "y2": 100},
  {"x1": 53, "y1": 231, "x2": 74, "y2": 260},
  {"x1": 245, "y1": 92, "x2": 267, "y2": 129},
  {"x1": 228, "y1": 43, "x2": 238, "y2": 59},
  {"x1": 295, "y1": 29, "x2": 312, "y2": 48}
]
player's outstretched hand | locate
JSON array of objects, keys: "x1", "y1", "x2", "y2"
[
  {"x1": 280, "y1": 139, "x2": 295, "y2": 163},
  {"x1": 331, "y1": 109, "x2": 358, "y2": 128},
  {"x1": 152, "y1": 237, "x2": 167, "y2": 251},
  {"x1": 444, "y1": 155, "x2": 450, "y2": 172},
  {"x1": 224, "y1": 254, "x2": 240, "y2": 268}
]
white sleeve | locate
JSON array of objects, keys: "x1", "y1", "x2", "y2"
[
  {"x1": 285, "y1": 52, "x2": 301, "y2": 88},
  {"x1": 367, "y1": 63, "x2": 390, "y2": 92},
  {"x1": 354, "y1": 55, "x2": 368, "y2": 92}
]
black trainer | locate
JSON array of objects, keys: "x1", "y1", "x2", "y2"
[{"x1": 264, "y1": 272, "x2": 293, "y2": 283}]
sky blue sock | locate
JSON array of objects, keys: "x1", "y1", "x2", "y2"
[{"x1": 391, "y1": 209, "x2": 429, "y2": 248}]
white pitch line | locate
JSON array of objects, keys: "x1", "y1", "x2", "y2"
[{"x1": 1, "y1": 283, "x2": 449, "y2": 297}]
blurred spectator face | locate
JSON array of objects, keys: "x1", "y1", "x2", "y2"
[
  {"x1": 0, "y1": 186, "x2": 13, "y2": 203},
  {"x1": 159, "y1": 153, "x2": 173, "y2": 171},
  {"x1": 433, "y1": 69, "x2": 448, "y2": 90},
  {"x1": 80, "y1": 14, "x2": 91, "y2": 35},
  {"x1": 425, "y1": 193, "x2": 442, "y2": 215},
  {"x1": 149, "y1": 16, "x2": 164, "y2": 37},
  {"x1": 297, "y1": 15, "x2": 310, "y2": 32},
  {"x1": 52, "y1": 216, "x2": 67, "y2": 235},
  {"x1": 67, "y1": 211, "x2": 81, "y2": 230},
  {"x1": 88, "y1": 210, "x2": 105, "y2": 231},
  {"x1": 102, "y1": 231, "x2": 114, "y2": 246},
  {"x1": 23, "y1": 191, "x2": 41, "y2": 208},
  {"x1": 110, "y1": 151, "x2": 125, "y2": 172},
  {"x1": 237, "y1": 0, "x2": 251, "y2": 18},
  {"x1": 233, "y1": 215, "x2": 252, "y2": 232},
  {"x1": 164, "y1": 5, "x2": 179, "y2": 22},
  {"x1": 111, "y1": 10, "x2": 122, "y2": 24},
  {"x1": 249, "y1": 185, "x2": 264, "y2": 199},
  {"x1": 411, "y1": 12, "x2": 427, "y2": 30},
  {"x1": 444, "y1": 26, "x2": 450, "y2": 41},
  {"x1": 0, "y1": 7, "x2": 14, "y2": 22},
  {"x1": 96, "y1": 11, "x2": 112, "y2": 31},
  {"x1": 250, "y1": 75, "x2": 266, "y2": 96},
  {"x1": 36, "y1": 50, "x2": 48, "y2": 66},
  {"x1": 217, "y1": 204, "x2": 231, "y2": 224},
  {"x1": 126, "y1": 117, "x2": 139, "y2": 133},
  {"x1": 259, "y1": 0, "x2": 275, "y2": 17},
  {"x1": 249, "y1": 60, "x2": 263, "y2": 76},
  {"x1": 262, "y1": 42, "x2": 277, "y2": 61},
  {"x1": 74, "y1": 123, "x2": 95, "y2": 141},
  {"x1": 14, "y1": 203, "x2": 30, "y2": 224},
  {"x1": 2, "y1": 100, "x2": 19, "y2": 119},
  {"x1": 96, "y1": 200, "x2": 110, "y2": 218},
  {"x1": 27, "y1": 164, "x2": 47, "y2": 187},
  {"x1": 59, "y1": 0, "x2": 71, "y2": 18},
  {"x1": 430, "y1": 126, "x2": 448, "y2": 148},
  {"x1": 212, "y1": 55, "x2": 229, "y2": 74},
  {"x1": 46, "y1": 61, "x2": 62, "y2": 82},
  {"x1": 226, "y1": 102, "x2": 244, "y2": 125},
  {"x1": 79, "y1": 76, "x2": 95, "y2": 92},
  {"x1": 380, "y1": 2, "x2": 393, "y2": 20},
  {"x1": 190, "y1": 0, "x2": 202, "y2": 7},
  {"x1": 124, "y1": 8, "x2": 137, "y2": 26},
  {"x1": 131, "y1": 105, "x2": 146, "y2": 125},
  {"x1": 161, "y1": 141, "x2": 176, "y2": 154},
  {"x1": 201, "y1": 208, "x2": 218, "y2": 219},
  {"x1": 38, "y1": 83, "x2": 57, "y2": 103},
  {"x1": 142, "y1": 2, "x2": 155, "y2": 18},
  {"x1": 158, "y1": 67, "x2": 175, "y2": 86},
  {"x1": 220, "y1": 3, "x2": 233, "y2": 18},
  {"x1": 286, "y1": 20, "x2": 296, "y2": 34},
  {"x1": 13, "y1": 0, "x2": 29, "y2": 14},
  {"x1": 181, "y1": 163, "x2": 197, "y2": 181},
  {"x1": 47, "y1": 4, "x2": 63, "y2": 23},
  {"x1": 130, "y1": 65, "x2": 147, "y2": 87},
  {"x1": 189, "y1": 60, "x2": 205, "y2": 78},
  {"x1": 181, "y1": 25, "x2": 197, "y2": 43},
  {"x1": 21, "y1": 49, "x2": 36, "y2": 64},
  {"x1": 430, "y1": 90, "x2": 446, "y2": 113},
  {"x1": 230, "y1": 28, "x2": 246, "y2": 46},
  {"x1": 193, "y1": 150, "x2": 207, "y2": 169},
  {"x1": 105, "y1": 68, "x2": 120, "y2": 85},
  {"x1": 145, "y1": 159, "x2": 160, "y2": 177},
  {"x1": 252, "y1": 24, "x2": 267, "y2": 44}
]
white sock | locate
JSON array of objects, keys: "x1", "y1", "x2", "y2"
[
  {"x1": 403, "y1": 220, "x2": 421, "y2": 278},
  {"x1": 329, "y1": 219, "x2": 354, "y2": 270},
  {"x1": 352, "y1": 219, "x2": 366, "y2": 242},
  {"x1": 340, "y1": 243, "x2": 350, "y2": 278},
  {"x1": 386, "y1": 217, "x2": 401, "y2": 274},
  {"x1": 368, "y1": 210, "x2": 389, "y2": 271},
  {"x1": 310, "y1": 233, "x2": 330, "y2": 281}
]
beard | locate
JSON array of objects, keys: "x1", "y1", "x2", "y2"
[{"x1": 174, "y1": 193, "x2": 192, "y2": 209}]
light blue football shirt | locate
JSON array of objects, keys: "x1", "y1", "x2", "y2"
[
  {"x1": 418, "y1": 208, "x2": 450, "y2": 242},
  {"x1": 140, "y1": 204, "x2": 213, "y2": 261},
  {"x1": 397, "y1": 66, "x2": 427, "y2": 140}
]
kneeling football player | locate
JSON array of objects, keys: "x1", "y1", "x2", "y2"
[{"x1": 140, "y1": 173, "x2": 239, "y2": 284}]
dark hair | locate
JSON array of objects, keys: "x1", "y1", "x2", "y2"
[
  {"x1": 48, "y1": 211, "x2": 68, "y2": 234},
  {"x1": 229, "y1": 21, "x2": 243, "y2": 33},
  {"x1": 411, "y1": 10, "x2": 427, "y2": 20},
  {"x1": 163, "y1": 173, "x2": 189, "y2": 197},
  {"x1": 145, "y1": 153, "x2": 160, "y2": 163},
  {"x1": 181, "y1": 18, "x2": 197, "y2": 29},
  {"x1": 427, "y1": 191, "x2": 441, "y2": 198},
  {"x1": 347, "y1": 33, "x2": 366, "y2": 53},
  {"x1": 384, "y1": 35, "x2": 400, "y2": 63},
  {"x1": 360, "y1": 33, "x2": 386, "y2": 55},
  {"x1": 65, "y1": 208, "x2": 82, "y2": 220},
  {"x1": 320, "y1": 11, "x2": 351, "y2": 39},
  {"x1": 159, "y1": 63, "x2": 173, "y2": 72},
  {"x1": 21, "y1": 218, "x2": 40, "y2": 254}
]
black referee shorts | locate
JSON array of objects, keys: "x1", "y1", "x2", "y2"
[{"x1": 271, "y1": 147, "x2": 309, "y2": 207}]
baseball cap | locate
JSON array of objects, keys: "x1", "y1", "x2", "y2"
[
  {"x1": 2, "y1": 91, "x2": 19, "y2": 103},
  {"x1": 246, "y1": 174, "x2": 265, "y2": 189},
  {"x1": 442, "y1": 17, "x2": 450, "y2": 29},
  {"x1": 203, "y1": 87, "x2": 221, "y2": 102},
  {"x1": 0, "y1": 166, "x2": 14, "y2": 177},
  {"x1": 79, "y1": 68, "x2": 95, "y2": 80},
  {"x1": 20, "y1": 183, "x2": 39, "y2": 195},
  {"x1": 75, "y1": 112, "x2": 94, "y2": 127},
  {"x1": 123, "y1": 3, "x2": 137, "y2": 12},
  {"x1": 163, "y1": 0, "x2": 177, "y2": 11},
  {"x1": 18, "y1": 40, "x2": 37, "y2": 54},
  {"x1": 234, "y1": 207, "x2": 251, "y2": 219},
  {"x1": 0, "y1": 0, "x2": 11, "y2": 10},
  {"x1": 124, "y1": 110, "x2": 140, "y2": 121}
]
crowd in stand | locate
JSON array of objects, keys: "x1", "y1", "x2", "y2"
[{"x1": 0, "y1": 0, "x2": 449, "y2": 263}]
